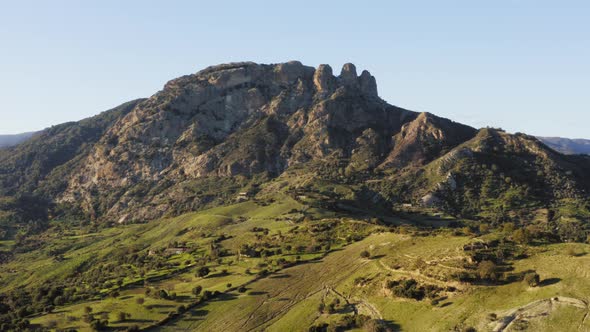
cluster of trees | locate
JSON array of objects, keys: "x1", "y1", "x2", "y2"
[
  {"x1": 385, "y1": 279, "x2": 442, "y2": 301},
  {"x1": 309, "y1": 314, "x2": 391, "y2": 332},
  {"x1": 0, "y1": 283, "x2": 99, "y2": 331}
]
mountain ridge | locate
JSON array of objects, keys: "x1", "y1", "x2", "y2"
[
  {"x1": 538, "y1": 136, "x2": 590, "y2": 155},
  {"x1": 0, "y1": 61, "x2": 588, "y2": 225},
  {"x1": 0, "y1": 132, "x2": 37, "y2": 148}
]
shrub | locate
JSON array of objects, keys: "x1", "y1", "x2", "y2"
[
  {"x1": 360, "y1": 250, "x2": 371, "y2": 259},
  {"x1": 117, "y1": 312, "x2": 127, "y2": 322},
  {"x1": 363, "y1": 319, "x2": 389, "y2": 332},
  {"x1": 389, "y1": 279, "x2": 425, "y2": 300},
  {"x1": 477, "y1": 260, "x2": 499, "y2": 281},
  {"x1": 192, "y1": 285, "x2": 202, "y2": 296},
  {"x1": 523, "y1": 272, "x2": 540, "y2": 287},
  {"x1": 196, "y1": 266, "x2": 210, "y2": 278},
  {"x1": 201, "y1": 290, "x2": 212, "y2": 301}
]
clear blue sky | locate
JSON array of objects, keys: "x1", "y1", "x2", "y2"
[{"x1": 1, "y1": 0, "x2": 589, "y2": 138}]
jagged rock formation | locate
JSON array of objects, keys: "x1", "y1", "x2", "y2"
[
  {"x1": 0, "y1": 61, "x2": 588, "y2": 223},
  {"x1": 57, "y1": 62, "x2": 414, "y2": 220}
]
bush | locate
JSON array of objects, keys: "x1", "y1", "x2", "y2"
[
  {"x1": 477, "y1": 260, "x2": 499, "y2": 281},
  {"x1": 360, "y1": 250, "x2": 371, "y2": 259},
  {"x1": 117, "y1": 311, "x2": 129, "y2": 322},
  {"x1": 363, "y1": 318, "x2": 389, "y2": 332},
  {"x1": 192, "y1": 285, "x2": 202, "y2": 296},
  {"x1": 196, "y1": 266, "x2": 210, "y2": 278},
  {"x1": 523, "y1": 272, "x2": 540, "y2": 287},
  {"x1": 201, "y1": 290, "x2": 212, "y2": 301}
]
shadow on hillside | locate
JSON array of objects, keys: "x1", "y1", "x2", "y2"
[
  {"x1": 148, "y1": 304, "x2": 175, "y2": 309},
  {"x1": 175, "y1": 295, "x2": 193, "y2": 302},
  {"x1": 211, "y1": 293, "x2": 238, "y2": 302},
  {"x1": 248, "y1": 291, "x2": 268, "y2": 296},
  {"x1": 379, "y1": 319, "x2": 402, "y2": 331},
  {"x1": 126, "y1": 318, "x2": 153, "y2": 323},
  {"x1": 439, "y1": 302, "x2": 452, "y2": 308},
  {"x1": 539, "y1": 278, "x2": 561, "y2": 287},
  {"x1": 206, "y1": 272, "x2": 230, "y2": 278}
]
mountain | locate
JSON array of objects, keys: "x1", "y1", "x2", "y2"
[
  {"x1": 1, "y1": 61, "x2": 590, "y2": 332},
  {"x1": 0, "y1": 132, "x2": 37, "y2": 148},
  {"x1": 538, "y1": 136, "x2": 590, "y2": 155},
  {"x1": 0, "y1": 61, "x2": 588, "y2": 225}
]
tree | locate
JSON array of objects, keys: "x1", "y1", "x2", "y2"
[
  {"x1": 196, "y1": 266, "x2": 210, "y2": 278},
  {"x1": 192, "y1": 285, "x2": 202, "y2": 296},
  {"x1": 136, "y1": 297, "x2": 145, "y2": 305},
  {"x1": 523, "y1": 272, "x2": 540, "y2": 287},
  {"x1": 201, "y1": 290, "x2": 212, "y2": 301},
  {"x1": 53, "y1": 296, "x2": 65, "y2": 306},
  {"x1": 89, "y1": 319, "x2": 108, "y2": 331},
  {"x1": 84, "y1": 306, "x2": 93, "y2": 315},
  {"x1": 117, "y1": 311, "x2": 128, "y2": 322},
  {"x1": 477, "y1": 260, "x2": 499, "y2": 281},
  {"x1": 360, "y1": 250, "x2": 371, "y2": 259},
  {"x1": 512, "y1": 229, "x2": 530, "y2": 244}
]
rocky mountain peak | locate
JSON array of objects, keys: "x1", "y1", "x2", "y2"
[
  {"x1": 339, "y1": 63, "x2": 358, "y2": 85},
  {"x1": 313, "y1": 64, "x2": 336, "y2": 93},
  {"x1": 359, "y1": 70, "x2": 378, "y2": 97}
]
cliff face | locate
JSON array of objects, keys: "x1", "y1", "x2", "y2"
[
  {"x1": 1, "y1": 61, "x2": 588, "y2": 223},
  {"x1": 57, "y1": 61, "x2": 429, "y2": 220}
]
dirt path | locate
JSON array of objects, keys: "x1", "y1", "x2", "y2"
[
  {"x1": 354, "y1": 298, "x2": 383, "y2": 320},
  {"x1": 378, "y1": 259, "x2": 465, "y2": 290},
  {"x1": 156, "y1": 235, "x2": 384, "y2": 332},
  {"x1": 491, "y1": 296, "x2": 588, "y2": 332}
]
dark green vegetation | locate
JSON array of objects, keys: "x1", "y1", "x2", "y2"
[{"x1": 0, "y1": 61, "x2": 589, "y2": 331}]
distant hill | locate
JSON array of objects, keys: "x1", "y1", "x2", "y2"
[
  {"x1": 0, "y1": 132, "x2": 37, "y2": 148},
  {"x1": 538, "y1": 137, "x2": 590, "y2": 155}
]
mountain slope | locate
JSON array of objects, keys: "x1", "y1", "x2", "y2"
[
  {"x1": 57, "y1": 62, "x2": 430, "y2": 221},
  {"x1": 0, "y1": 61, "x2": 587, "y2": 226},
  {"x1": 0, "y1": 99, "x2": 142, "y2": 198},
  {"x1": 0, "y1": 132, "x2": 37, "y2": 148},
  {"x1": 538, "y1": 136, "x2": 590, "y2": 155}
]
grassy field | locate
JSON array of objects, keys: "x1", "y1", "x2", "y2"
[
  {"x1": 3, "y1": 185, "x2": 590, "y2": 331},
  {"x1": 149, "y1": 233, "x2": 590, "y2": 332},
  {"x1": 3, "y1": 192, "x2": 377, "y2": 331}
]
